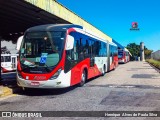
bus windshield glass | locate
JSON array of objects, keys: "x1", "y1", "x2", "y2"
[
  {"x1": 118, "y1": 51, "x2": 123, "y2": 58},
  {"x1": 19, "y1": 31, "x2": 65, "y2": 73}
]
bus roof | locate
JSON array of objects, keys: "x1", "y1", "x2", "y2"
[
  {"x1": 124, "y1": 48, "x2": 132, "y2": 56},
  {"x1": 26, "y1": 24, "x2": 83, "y2": 32},
  {"x1": 1, "y1": 54, "x2": 18, "y2": 56},
  {"x1": 112, "y1": 39, "x2": 124, "y2": 49},
  {"x1": 109, "y1": 42, "x2": 117, "y2": 47},
  {"x1": 118, "y1": 48, "x2": 132, "y2": 56}
]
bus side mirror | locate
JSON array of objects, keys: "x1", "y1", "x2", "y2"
[
  {"x1": 65, "y1": 35, "x2": 74, "y2": 50},
  {"x1": 16, "y1": 35, "x2": 23, "y2": 51}
]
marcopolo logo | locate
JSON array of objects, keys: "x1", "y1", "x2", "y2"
[
  {"x1": 33, "y1": 76, "x2": 46, "y2": 80},
  {"x1": 130, "y1": 22, "x2": 140, "y2": 30}
]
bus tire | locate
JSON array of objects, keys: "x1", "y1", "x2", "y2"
[
  {"x1": 22, "y1": 87, "x2": 30, "y2": 92},
  {"x1": 113, "y1": 63, "x2": 116, "y2": 70},
  {"x1": 79, "y1": 70, "x2": 86, "y2": 87},
  {"x1": 101, "y1": 65, "x2": 106, "y2": 76}
]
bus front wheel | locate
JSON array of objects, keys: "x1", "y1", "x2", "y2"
[
  {"x1": 101, "y1": 65, "x2": 106, "y2": 76},
  {"x1": 79, "y1": 70, "x2": 86, "y2": 87},
  {"x1": 113, "y1": 64, "x2": 116, "y2": 70}
]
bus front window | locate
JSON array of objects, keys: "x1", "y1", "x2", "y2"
[
  {"x1": 19, "y1": 31, "x2": 65, "y2": 73},
  {"x1": 118, "y1": 52, "x2": 123, "y2": 58},
  {"x1": 118, "y1": 55, "x2": 123, "y2": 58}
]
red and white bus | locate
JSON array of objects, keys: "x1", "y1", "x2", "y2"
[
  {"x1": 118, "y1": 48, "x2": 130, "y2": 63},
  {"x1": 17, "y1": 24, "x2": 118, "y2": 88},
  {"x1": 1, "y1": 54, "x2": 18, "y2": 73}
]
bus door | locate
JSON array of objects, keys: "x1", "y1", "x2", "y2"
[
  {"x1": 109, "y1": 45, "x2": 113, "y2": 66},
  {"x1": 89, "y1": 39, "x2": 95, "y2": 67},
  {"x1": 124, "y1": 52, "x2": 126, "y2": 63},
  {"x1": 11, "y1": 56, "x2": 17, "y2": 70},
  {"x1": 65, "y1": 33, "x2": 81, "y2": 85},
  {"x1": 107, "y1": 42, "x2": 110, "y2": 72}
]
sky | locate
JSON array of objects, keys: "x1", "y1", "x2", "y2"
[{"x1": 58, "y1": 0, "x2": 160, "y2": 52}]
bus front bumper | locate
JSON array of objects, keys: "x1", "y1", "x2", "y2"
[
  {"x1": 16, "y1": 71, "x2": 71, "y2": 88},
  {"x1": 118, "y1": 59, "x2": 124, "y2": 63}
]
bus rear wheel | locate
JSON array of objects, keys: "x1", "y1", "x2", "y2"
[
  {"x1": 79, "y1": 70, "x2": 86, "y2": 87},
  {"x1": 101, "y1": 65, "x2": 106, "y2": 76}
]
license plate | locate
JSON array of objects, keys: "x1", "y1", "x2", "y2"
[{"x1": 30, "y1": 82, "x2": 40, "y2": 86}]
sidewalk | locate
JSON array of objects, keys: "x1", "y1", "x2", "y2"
[{"x1": 86, "y1": 61, "x2": 160, "y2": 87}]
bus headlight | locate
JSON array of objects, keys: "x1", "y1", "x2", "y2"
[
  {"x1": 50, "y1": 68, "x2": 62, "y2": 80},
  {"x1": 17, "y1": 70, "x2": 23, "y2": 79}
]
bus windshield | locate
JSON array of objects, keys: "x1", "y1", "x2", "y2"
[
  {"x1": 118, "y1": 51, "x2": 123, "y2": 58},
  {"x1": 19, "y1": 31, "x2": 65, "y2": 73}
]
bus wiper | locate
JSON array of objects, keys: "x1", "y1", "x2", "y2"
[
  {"x1": 39, "y1": 62, "x2": 52, "y2": 72},
  {"x1": 21, "y1": 64, "x2": 37, "y2": 71},
  {"x1": 43, "y1": 64, "x2": 52, "y2": 72},
  {"x1": 21, "y1": 63, "x2": 52, "y2": 72}
]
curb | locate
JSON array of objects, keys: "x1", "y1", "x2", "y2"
[
  {"x1": 0, "y1": 86, "x2": 21, "y2": 98},
  {"x1": 0, "y1": 86, "x2": 13, "y2": 97},
  {"x1": 147, "y1": 62, "x2": 160, "y2": 73}
]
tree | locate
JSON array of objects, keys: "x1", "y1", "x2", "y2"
[
  {"x1": 144, "y1": 48, "x2": 153, "y2": 59},
  {"x1": 126, "y1": 43, "x2": 140, "y2": 60}
]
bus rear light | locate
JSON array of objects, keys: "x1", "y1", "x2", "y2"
[{"x1": 50, "y1": 68, "x2": 62, "y2": 80}]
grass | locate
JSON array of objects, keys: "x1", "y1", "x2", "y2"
[{"x1": 146, "y1": 59, "x2": 160, "y2": 69}]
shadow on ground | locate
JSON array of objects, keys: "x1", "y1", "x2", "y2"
[
  {"x1": 0, "y1": 72, "x2": 102, "y2": 97},
  {"x1": 0, "y1": 72, "x2": 79, "y2": 96},
  {"x1": 0, "y1": 78, "x2": 80, "y2": 96}
]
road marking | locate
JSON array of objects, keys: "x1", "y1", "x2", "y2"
[
  {"x1": 0, "y1": 94, "x2": 17, "y2": 101},
  {"x1": 109, "y1": 85, "x2": 135, "y2": 88}
]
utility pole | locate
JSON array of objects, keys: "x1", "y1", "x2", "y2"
[{"x1": 140, "y1": 42, "x2": 145, "y2": 61}]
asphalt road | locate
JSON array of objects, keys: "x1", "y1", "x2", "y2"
[{"x1": 0, "y1": 61, "x2": 160, "y2": 120}]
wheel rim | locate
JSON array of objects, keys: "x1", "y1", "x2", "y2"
[
  {"x1": 104, "y1": 66, "x2": 106, "y2": 73},
  {"x1": 102, "y1": 66, "x2": 106, "y2": 74},
  {"x1": 82, "y1": 71, "x2": 85, "y2": 82}
]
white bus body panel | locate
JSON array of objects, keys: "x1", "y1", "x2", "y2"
[
  {"x1": 95, "y1": 57, "x2": 108, "y2": 73},
  {"x1": 1, "y1": 54, "x2": 18, "y2": 72}
]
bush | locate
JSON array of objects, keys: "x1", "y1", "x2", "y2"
[{"x1": 146, "y1": 59, "x2": 160, "y2": 69}]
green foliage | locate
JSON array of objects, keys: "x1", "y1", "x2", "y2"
[
  {"x1": 145, "y1": 49, "x2": 153, "y2": 59},
  {"x1": 146, "y1": 59, "x2": 160, "y2": 69},
  {"x1": 126, "y1": 43, "x2": 140, "y2": 60}
]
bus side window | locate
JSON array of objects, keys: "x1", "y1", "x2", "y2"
[
  {"x1": 5, "y1": 56, "x2": 11, "y2": 62},
  {"x1": 1, "y1": 56, "x2": 4, "y2": 62},
  {"x1": 110, "y1": 45, "x2": 112, "y2": 56},
  {"x1": 85, "y1": 39, "x2": 89, "y2": 57}
]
